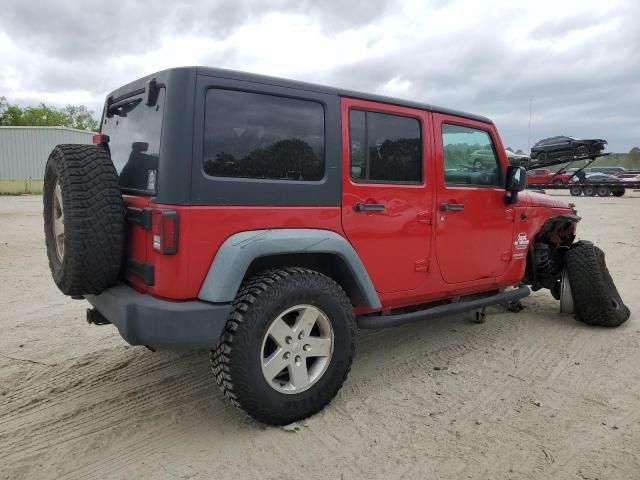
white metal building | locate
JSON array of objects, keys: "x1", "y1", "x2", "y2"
[{"x1": 0, "y1": 126, "x2": 93, "y2": 194}]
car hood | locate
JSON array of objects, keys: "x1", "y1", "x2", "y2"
[{"x1": 523, "y1": 190, "x2": 573, "y2": 209}]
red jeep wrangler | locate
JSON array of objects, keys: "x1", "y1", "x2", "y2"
[{"x1": 43, "y1": 67, "x2": 629, "y2": 425}]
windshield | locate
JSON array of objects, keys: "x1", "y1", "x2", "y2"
[{"x1": 101, "y1": 88, "x2": 166, "y2": 193}]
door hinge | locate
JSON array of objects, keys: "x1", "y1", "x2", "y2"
[
  {"x1": 127, "y1": 259, "x2": 155, "y2": 285},
  {"x1": 501, "y1": 251, "x2": 512, "y2": 262},
  {"x1": 505, "y1": 209, "x2": 515, "y2": 222},
  {"x1": 126, "y1": 207, "x2": 152, "y2": 230},
  {"x1": 415, "y1": 259, "x2": 430, "y2": 272},
  {"x1": 417, "y1": 211, "x2": 432, "y2": 225}
]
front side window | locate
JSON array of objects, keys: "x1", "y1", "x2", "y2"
[
  {"x1": 441, "y1": 123, "x2": 502, "y2": 187},
  {"x1": 203, "y1": 89, "x2": 324, "y2": 181},
  {"x1": 349, "y1": 110, "x2": 422, "y2": 183}
]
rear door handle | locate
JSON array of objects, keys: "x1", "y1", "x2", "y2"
[
  {"x1": 440, "y1": 202, "x2": 465, "y2": 212},
  {"x1": 354, "y1": 202, "x2": 385, "y2": 212}
]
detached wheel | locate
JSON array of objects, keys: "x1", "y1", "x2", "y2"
[
  {"x1": 564, "y1": 242, "x2": 630, "y2": 327},
  {"x1": 597, "y1": 186, "x2": 611, "y2": 197},
  {"x1": 583, "y1": 185, "x2": 596, "y2": 196},
  {"x1": 569, "y1": 185, "x2": 582, "y2": 196},
  {"x1": 211, "y1": 267, "x2": 355, "y2": 425},
  {"x1": 43, "y1": 145, "x2": 124, "y2": 296}
]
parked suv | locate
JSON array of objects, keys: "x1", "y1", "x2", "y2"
[
  {"x1": 43, "y1": 67, "x2": 629, "y2": 425},
  {"x1": 530, "y1": 136, "x2": 607, "y2": 166}
]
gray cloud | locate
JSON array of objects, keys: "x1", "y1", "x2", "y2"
[
  {"x1": 0, "y1": 0, "x2": 394, "y2": 59},
  {"x1": 528, "y1": 12, "x2": 603, "y2": 41},
  {"x1": 313, "y1": 4, "x2": 640, "y2": 152},
  {"x1": 1, "y1": 0, "x2": 638, "y2": 152}
]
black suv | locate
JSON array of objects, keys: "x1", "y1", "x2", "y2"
[{"x1": 530, "y1": 136, "x2": 606, "y2": 167}]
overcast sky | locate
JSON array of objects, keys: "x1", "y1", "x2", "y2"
[{"x1": 1, "y1": 0, "x2": 638, "y2": 152}]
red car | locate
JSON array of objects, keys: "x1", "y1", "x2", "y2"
[
  {"x1": 526, "y1": 168, "x2": 573, "y2": 185},
  {"x1": 42, "y1": 67, "x2": 630, "y2": 425}
]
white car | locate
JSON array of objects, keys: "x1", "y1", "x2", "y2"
[{"x1": 616, "y1": 173, "x2": 640, "y2": 182}]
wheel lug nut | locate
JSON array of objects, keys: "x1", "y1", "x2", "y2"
[
  {"x1": 298, "y1": 331, "x2": 305, "y2": 340},
  {"x1": 295, "y1": 356, "x2": 301, "y2": 363},
  {"x1": 284, "y1": 352, "x2": 291, "y2": 359},
  {"x1": 285, "y1": 336, "x2": 293, "y2": 344},
  {"x1": 303, "y1": 344, "x2": 311, "y2": 351}
]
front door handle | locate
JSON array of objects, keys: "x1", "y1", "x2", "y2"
[
  {"x1": 354, "y1": 202, "x2": 385, "y2": 212},
  {"x1": 440, "y1": 202, "x2": 465, "y2": 212}
]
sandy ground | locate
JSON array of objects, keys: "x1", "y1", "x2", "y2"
[{"x1": 0, "y1": 192, "x2": 639, "y2": 480}]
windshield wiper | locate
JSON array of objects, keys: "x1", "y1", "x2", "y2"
[{"x1": 107, "y1": 97, "x2": 142, "y2": 117}]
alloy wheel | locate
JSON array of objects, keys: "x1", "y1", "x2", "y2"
[
  {"x1": 261, "y1": 304, "x2": 334, "y2": 394},
  {"x1": 52, "y1": 180, "x2": 65, "y2": 261}
]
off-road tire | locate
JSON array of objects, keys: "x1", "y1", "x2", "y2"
[
  {"x1": 565, "y1": 242, "x2": 630, "y2": 327},
  {"x1": 211, "y1": 267, "x2": 356, "y2": 425},
  {"x1": 43, "y1": 144, "x2": 124, "y2": 296}
]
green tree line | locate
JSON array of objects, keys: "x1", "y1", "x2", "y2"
[
  {"x1": 550, "y1": 147, "x2": 640, "y2": 171},
  {"x1": 0, "y1": 96, "x2": 98, "y2": 131},
  {"x1": 505, "y1": 145, "x2": 640, "y2": 170},
  {"x1": 596, "y1": 148, "x2": 640, "y2": 169}
]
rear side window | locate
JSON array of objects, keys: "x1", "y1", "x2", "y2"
[
  {"x1": 203, "y1": 89, "x2": 324, "y2": 181},
  {"x1": 441, "y1": 123, "x2": 501, "y2": 187},
  {"x1": 102, "y1": 88, "x2": 165, "y2": 193},
  {"x1": 349, "y1": 110, "x2": 422, "y2": 183}
]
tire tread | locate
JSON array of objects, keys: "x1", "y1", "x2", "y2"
[
  {"x1": 565, "y1": 242, "x2": 630, "y2": 327},
  {"x1": 210, "y1": 267, "x2": 355, "y2": 424},
  {"x1": 43, "y1": 144, "x2": 124, "y2": 295}
]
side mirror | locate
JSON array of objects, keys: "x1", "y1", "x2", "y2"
[
  {"x1": 506, "y1": 165, "x2": 527, "y2": 192},
  {"x1": 505, "y1": 165, "x2": 526, "y2": 205}
]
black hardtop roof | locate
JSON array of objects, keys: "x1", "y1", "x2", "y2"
[{"x1": 106, "y1": 66, "x2": 493, "y2": 124}]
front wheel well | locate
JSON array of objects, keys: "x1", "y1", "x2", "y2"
[
  {"x1": 523, "y1": 214, "x2": 579, "y2": 293},
  {"x1": 534, "y1": 214, "x2": 579, "y2": 247},
  {"x1": 243, "y1": 253, "x2": 369, "y2": 307}
]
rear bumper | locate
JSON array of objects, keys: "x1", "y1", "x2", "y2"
[{"x1": 86, "y1": 284, "x2": 232, "y2": 349}]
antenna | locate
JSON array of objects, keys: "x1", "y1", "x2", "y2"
[{"x1": 528, "y1": 97, "x2": 532, "y2": 153}]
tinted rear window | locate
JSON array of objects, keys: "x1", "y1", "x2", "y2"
[
  {"x1": 349, "y1": 109, "x2": 422, "y2": 183},
  {"x1": 203, "y1": 89, "x2": 324, "y2": 181},
  {"x1": 101, "y1": 88, "x2": 165, "y2": 193}
]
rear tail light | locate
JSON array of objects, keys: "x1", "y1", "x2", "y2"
[
  {"x1": 152, "y1": 210, "x2": 179, "y2": 254},
  {"x1": 92, "y1": 133, "x2": 110, "y2": 145}
]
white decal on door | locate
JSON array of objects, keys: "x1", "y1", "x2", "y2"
[{"x1": 514, "y1": 232, "x2": 530, "y2": 250}]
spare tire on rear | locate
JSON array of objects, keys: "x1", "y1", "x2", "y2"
[
  {"x1": 43, "y1": 144, "x2": 124, "y2": 296},
  {"x1": 564, "y1": 241, "x2": 630, "y2": 327}
]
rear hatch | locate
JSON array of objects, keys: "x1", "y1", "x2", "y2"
[{"x1": 101, "y1": 85, "x2": 166, "y2": 291}]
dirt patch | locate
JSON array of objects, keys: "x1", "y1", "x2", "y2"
[{"x1": 1, "y1": 194, "x2": 639, "y2": 479}]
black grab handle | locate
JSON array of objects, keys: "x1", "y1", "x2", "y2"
[
  {"x1": 354, "y1": 203, "x2": 386, "y2": 212},
  {"x1": 440, "y1": 203, "x2": 465, "y2": 212}
]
